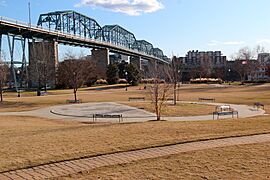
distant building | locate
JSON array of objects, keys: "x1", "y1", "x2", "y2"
[
  {"x1": 248, "y1": 53, "x2": 270, "y2": 81},
  {"x1": 174, "y1": 50, "x2": 227, "y2": 81},
  {"x1": 183, "y1": 50, "x2": 226, "y2": 67}
]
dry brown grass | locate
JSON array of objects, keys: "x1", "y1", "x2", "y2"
[
  {"x1": 1, "y1": 83, "x2": 270, "y2": 113},
  {"x1": 122, "y1": 102, "x2": 215, "y2": 116},
  {"x1": 0, "y1": 115, "x2": 270, "y2": 172},
  {"x1": 0, "y1": 87, "x2": 145, "y2": 112},
  {"x1": 1, "y1": 84, "x2": 270, "y2": 173},
  {"x1": 68, "y1": 142, "x2": 270, "y2": 180},
  {"x1": 178, "y1": 84, "x2": 270, "y2": 107}
]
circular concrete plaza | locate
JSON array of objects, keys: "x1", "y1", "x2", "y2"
[
  {"x1": 50, "y1": 102, "x2": 156, "y2": 122},
  {"x1": 0, "y1": 101, "x2": 265, "y2": 123}
]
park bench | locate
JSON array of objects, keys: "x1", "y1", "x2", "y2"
[
  {"x1": 93, "y1": 114, "x2": 123, "y2": 123},
  {"x1": 128, "y1": 97, "x2": 145, "y2": 102},
  {"x1": 199, "y1": 97, "x2": 215, "y2": 102},
  {"x1": 215, "y1": 105, "x2": 231, "y2": 112},
  {"x1": 254, "y1": 102, "x2": 264, "y2": 110},
  {"x1": 213, "y1": 110, "x2": 238, "y2": 120},
  {"x1": 66, "y1": 99, "x2": 82, "y2": 104}
]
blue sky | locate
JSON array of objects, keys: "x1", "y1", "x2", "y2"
[{"x1": 1, "y1": 0, "x2": 270, "y2": 59}]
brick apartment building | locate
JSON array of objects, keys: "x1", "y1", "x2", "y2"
[{"x1": 175, "y1": 50, "x2": 227, "y2": 81}]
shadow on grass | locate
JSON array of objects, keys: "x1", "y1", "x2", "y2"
[{"x1": 0, "y1": 101, "x2": 39, "y2": 112}]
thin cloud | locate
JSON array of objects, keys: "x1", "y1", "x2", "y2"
[
  {"x1": 0, "y1": 0, "x2": 7, "y2": 7},
  {"x1": 75, "y1": 0, "x2": 164, "y2": 16},
  {"x1": 207, "y1": 40, "x2": 245, "y2": 46},
  {"x1": 256, "y1": 39, "x2": 270, "y2": 44},
  {"x1": 223, "y1": 41, "x2": 245, "y2": 45}
]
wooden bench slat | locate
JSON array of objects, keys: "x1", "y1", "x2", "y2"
[
  {"x1": 66, "y1": 99, "x2": 82, "y2": 104},
  {"x1": 129, "y1": 97, "x2": 145, "y2": 101},
  {"x1": 93, "y1": 114, "x2": 123, "y2": 123},
  {"x1": 199, "y1": 98, "x2": 215, "y2": 102}
]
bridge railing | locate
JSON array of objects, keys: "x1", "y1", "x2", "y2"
[{"x1": 0, "y1": 16, "x2": 170, "y2": 63}]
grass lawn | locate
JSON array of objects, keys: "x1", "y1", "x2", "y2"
[
  {"x1": 122, "y1": 102, "x2": 215, "y2": 116},
  {"x1": 0, "y1": 87, "x2": 146, "y2": 112},
  {"x1": 0, "y1": 115, "x2": 270, "y2": 172},
  {"x1": 2, "y1": 83, "x2": 270, "y2": 113},
  {"x1": 0, "y1": 84, "x2": 270, "y2": 175},
  {"x1": 68, "y1": 142, "x2": 270, "y2": 180}
]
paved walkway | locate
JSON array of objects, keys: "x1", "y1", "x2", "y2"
[
  {"x1": 1, "y1": 133, "x2": 269, "y2": 179},
  {"x1": 0, "y1": 101, "x2": 265, "y2": 123}
]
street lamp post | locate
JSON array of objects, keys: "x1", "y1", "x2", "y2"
[
  {"x1": 228, "y1": 69, "x2": 231, "y2": 84},
  {"x1": 177, "y1": 70, "x2": 181, "y2": 101},
  {"x1": 17, "y1": 70, "x2": 21, "y2": 97},
  {"x1": 125, "y1": 71, "x2": 128, "y2": 91}
]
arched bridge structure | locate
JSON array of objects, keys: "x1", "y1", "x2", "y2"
[{"x1": 0, "y1": 10, "x2": 170, "y2": 89}]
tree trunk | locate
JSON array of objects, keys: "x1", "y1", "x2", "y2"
[
  {"x1": 173, "y1": 82, "x2": 177, "y2": 105},
  {"x1": 177, "y1": 83, "x2": 180, "y2": 101},
  {"x1": 155, "y1": 101, "x2": 159, "y2": 120},
  {"x1": 0, "y1": 89, "x2": 3, "y2": 102},
  {"x1": 74, "y1": 88, "x2": 77, "y2": 102}
]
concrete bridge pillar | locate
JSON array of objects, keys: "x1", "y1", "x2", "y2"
[
  {"x1": 91, "y1": 48, "x2": 109, "y2": 79},
  {"x1": 149, "y1": 59, "x2": 157, "y2": 71},
  {"x1": 0, "y1": 34, "x2": 2, "y2": 61},
  {"x1": 28, "y1": 41, "x2": 58, "y2": 88},
  {"x1": 130, "y1": 56, "x2": 141, "y2": 70}
]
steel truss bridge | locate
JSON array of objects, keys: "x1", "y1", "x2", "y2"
[
  {"x1": 36, "y1": 10, "x2": 169, "y2": 61},
  {"x1": 0, "y1": 10, "x2": 170, "y2": 90}
]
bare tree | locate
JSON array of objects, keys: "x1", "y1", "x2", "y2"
[
  {"x1": 232, "y1": 47, "x2": 257, "y2": 83},
  {"x1": 171, "y1": 56, "x2": 183, "y2": 105},
  {"x1": 213, "y1": 67, "x2": 226, "y2": 80},
  {"x1": 254, "y1": 45, "x2": 267, "y2": 55},
  {"x1": 57, "y1": 53, "x2": 95, "y2": 102},
  {"x1": 57, "y1": 59, "x2": 84, "y2": 102},
  {"x1": 0, "y1": 58, "x2": 8, "y2": 102},
  {"x1": 147, "y1": 65, "x2": 173, "y2": 121}
]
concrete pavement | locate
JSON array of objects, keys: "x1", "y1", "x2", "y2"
[{"x1": 0, "y1": 101, "x2": 265, "y2": 122}]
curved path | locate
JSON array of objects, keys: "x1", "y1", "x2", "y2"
[
  {"x1": 0, "y1": 101, "x2": 265, "y2": 122},
  {"x1": 0, "y1": 133, "x2": 269, "y2": 179}
]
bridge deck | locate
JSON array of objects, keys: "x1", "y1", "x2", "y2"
[{"x1": 0, "y1": 17, "x2": 168, "y2": 63}]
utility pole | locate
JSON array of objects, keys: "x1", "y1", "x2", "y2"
[{"x1": 28, "y1": 1, "x2": 31, "y2": 26}]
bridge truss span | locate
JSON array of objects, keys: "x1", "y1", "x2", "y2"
[
  {"x1": 36, "y1": 10, "x2": 170, "y2": 62},
  {"x1": 102, "y1": 25, "x2": 137, "y2": 50},
  {"x1": 37, "y1": 10, "x2": 103, "y2": 41}
]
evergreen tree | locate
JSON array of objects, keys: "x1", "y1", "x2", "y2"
[
  {"x1": 117, "y1": 60, "x2": 128, "y2": 79},
  {"x1": 106, "y1": 63, "x2": 119, "y2": 84},
  {"x1": 126, "y1": 63, "x2": 141, "y2": 86}
]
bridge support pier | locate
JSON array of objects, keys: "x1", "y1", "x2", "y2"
[
  {"x1": 141, "y1": 59, "x2": 158, "y2": 78},
  {"x1": 130, "y1": 56, "x2": 142, "y2": 70},
  {"x1": 0, "y1": 34, "x2": 2, "y2": 61},
  {"x1": 28, "y1": 40, "x2": 58, "y2": 89},
  {"x1": 7, "y1": 34, "x2": 18, "y2": 91},
  {"x1": 91, "y1": 48, "x2": 109, "y2": 79}
]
